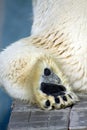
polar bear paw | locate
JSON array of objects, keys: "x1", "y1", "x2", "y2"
[{"x1": 34, "y1": 68, "x2": 79, "y2": 110}]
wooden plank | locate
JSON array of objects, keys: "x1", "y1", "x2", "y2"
[
  {"x1": 8, "y1": 96, "x2": 87, "y2": 130},
  {"x1": 8, "y1": 100, "x2": 71, "y2": 130},
  {"x1": 69, "y1": 96, "x2": 87, "y2": 130}
]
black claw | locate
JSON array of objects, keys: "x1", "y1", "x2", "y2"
[
  {"x1": 44, "y1": 68, "x2": 51, "y2": 76},
  {"x1": 55, "y1": 97, "x2": 60, "y2": 103},
  {"x1": 45, "y1": 100, "x2": 50, "y2": 107},
  {"x1": 62, "y1": 96, "x2": 67, "y2": 101},
  {"x1": 68, "y1": 94, "x2": 72, "y2": 99},
  {"x1": 52, "y1": 106, "x2": 55, "y2": 109}
]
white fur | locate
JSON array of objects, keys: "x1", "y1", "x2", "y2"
[
  {"x1": 0, "y1": 0, "x2": 87, "y2": 104},
  {"x1": 0, "y1": 39, "x2": 47, "y2": 101},
  {"x1": 32, "y1": 0, "x2": 87, "y2": 92}
]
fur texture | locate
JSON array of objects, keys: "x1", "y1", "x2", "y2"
[{"x1": 0, "y1": 0, "x2": 87, "y2": 109}]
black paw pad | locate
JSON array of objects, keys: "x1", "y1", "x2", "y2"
[
  {"x1": 41, "y1": 82, "x2": 45, "y2": 87},
  {"x1": 62, "y1": 96, "x2": 67, "y2": 101},
  {"x1": 55, "y1": 97, "x2": 60, "y2": 103},
  {"x1": 41, "y1": 82, "x2": 66, "y2": 96},
  {"x1": 44, "y1": 68, "x2": 51, "y2": 76},
  {"x1": 68, "y1": 94, "x2": 72, "y2": 99},
  {"x1": 45, "y1": 100, "x2": 50, "y2": 107}
]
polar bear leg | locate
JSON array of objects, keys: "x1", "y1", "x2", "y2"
[{"x1": 0, "y1": 38, "x2": 79, "y2": 110}]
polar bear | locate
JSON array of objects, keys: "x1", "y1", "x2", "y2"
[{"x1": 0, "y1": 0, "x2": 87, "y2": 110}]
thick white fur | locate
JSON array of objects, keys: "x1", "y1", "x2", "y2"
[
  {"x1": 0, "y1": 37, "x2": 71, "y2": 108},
  {"x1": 32, "y1": 0, "x2": 87, "y2": 92},
  {"x1": 0, "y1": 0, "x2": 87, "y2": 108}
]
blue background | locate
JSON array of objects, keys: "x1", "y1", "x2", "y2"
[{"x1": 0, "y1": 0, "x2": 33, "y2": 130}]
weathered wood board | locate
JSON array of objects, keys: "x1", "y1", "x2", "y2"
[{"x1": 8, "y1": 96, "x2": 87, "y2": 130}]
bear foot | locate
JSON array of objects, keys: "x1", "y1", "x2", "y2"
[{"x1": 34, "y1": 68, "x2": 79, "y2": 110}]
